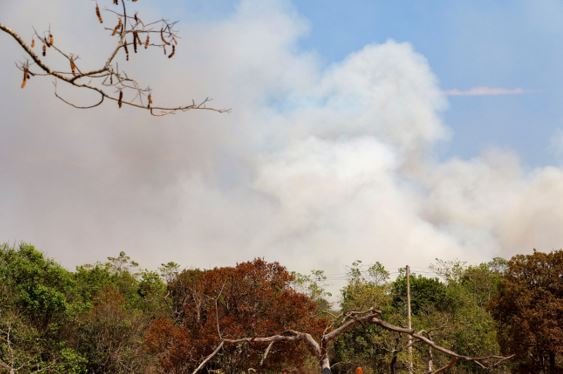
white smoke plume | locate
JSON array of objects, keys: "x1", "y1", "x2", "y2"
[{"x1": 0, "y1": 0, "x2": 561, "y2": 283}]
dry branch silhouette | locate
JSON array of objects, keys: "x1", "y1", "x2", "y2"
[{"x1": 0, "y1": 0, "x2": 228, "y2": 116}]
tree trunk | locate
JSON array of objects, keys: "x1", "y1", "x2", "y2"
[
  {"x1": 390, "y1": 350, "x2": 398, "y2": 374},
  {"x1": 548, "y1": 351, "x2": 556, "y2": 374},
  {"x1": 320, "y1": 355, "x2": 331, "y2": 374}
]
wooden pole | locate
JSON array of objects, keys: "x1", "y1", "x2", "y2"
[{"x1": 406, "y1": 265, "x2": 413, "y2": 373}]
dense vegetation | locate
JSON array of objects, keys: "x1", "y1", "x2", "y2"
[{"x1": 0, "y1": 243, "x2": 561, "y2": 373}]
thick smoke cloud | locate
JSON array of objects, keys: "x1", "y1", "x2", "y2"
[{"x1": 1, "y1": 0, "x2": 561, "y2": 281}]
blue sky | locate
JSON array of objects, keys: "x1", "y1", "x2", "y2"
[
  {"x1": 294, "y1": 1, "x2": 563, "y2": 166},
  {"x1": 171, "y1": 0, "x2": 563, "y2": 166}
]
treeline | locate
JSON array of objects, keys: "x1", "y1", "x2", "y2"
[{"x1": 0, "y1": 244, "x2": 561, "y2": 373}]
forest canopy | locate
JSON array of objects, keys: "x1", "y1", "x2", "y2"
[{"x1": 1, "y1": 243, "x2": 561, "y2": 373}]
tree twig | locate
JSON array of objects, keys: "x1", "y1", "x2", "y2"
[{"x1": 0, "y1": 0, "x2": 229, "y2": 116}]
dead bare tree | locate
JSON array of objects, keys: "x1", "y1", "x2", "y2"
[
  {"x1": 193, "y1": 308, "x2": 513, "y2": 374},
  {"x1": 0, "y1": 0, "x2": 228, "y2": 116}
]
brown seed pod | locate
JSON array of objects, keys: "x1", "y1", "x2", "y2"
[
  {"x1": 42, "y1": 44, "x2": 47, "y2": 56},
  {"x1": 48, "y1": 33, "x2": 54, "y2": 46},
  {"x1": 118, "y1": 90, "x2": 123, "y2": 108},
  {"x1": 21, "y1": 68, "x2": 28, "y2": 89},
  {"x1": 147, "y1": 94, "x2": 152, "y2": 109},
  {"x1": 123, "y1": 42, "x2": 129, "y2": 61},
  {"x1": 70, "y1": 57, "x2": 78, "y2": 75},
  {"x1": 134, "y1": 12, "x2": 139, "y2": 23},
  {"x1": 112, "y1": 18, "x2": 123, "y2": 36},
  {"x1": 113, "y1": 0, "x2": 118, "y2": 5},
  {"x1": 144, "y1": 35, "x2": 150, "y2": 49},
  {"x1": 31, "y1": 38, "x2": 36, "y2": 48},
  {"x1": 95, "y1": 3, "x2": 103, "y2": 23},
  {"x1": 168, "y1": 44, "x2": 176, "y2": 59},
  {"x1": 133, "y1": 32, "x2": 138, "y2": 53}
]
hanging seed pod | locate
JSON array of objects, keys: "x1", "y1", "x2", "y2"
[
  {"x1": 21, "y1": 67, "x2": 28, "y2": 89},
  {"x1": 134, "y1": 13, "x2": 139, "y2": 23},
  {"x1": 48, "y1": 33, "x2": 54, "y2": 46},
  {"x1": 42, "y1": 43, "x2": 47, "y2": 56},
  {"x1": 147, "y1": 94, "x2": 152, "y2": 109},
  {"x1": 112, "y1": 18, "x2": 123, "y2": 36},
  {"x1": 118, "y1": 90, "x2": 123, "y2": 108},
  {"x1": 144, "y1": 35, "x2": 150, "y2": 49},
  {"x1": 163, "y1": 45, "x2": 167, "y2": 56},
  {"x1": 133, "y1": 32, "x2": 138, "y2": 53},
  {"x1": 70, "y1": 56, "x2": 78, "y2": 75},
  {"x1": 123, "y1": 42, "x2": 129, "y2": 61},
  {"x1": 95, "y1": 3, "x2": 103, "y2": 23},
  {"x1": 160, "y1": 28, "x2": 170, "y2": 46},
  {"x1": 31, "y1": 38, "x2": 36, "y2": 48},
  {"x1": 110, "y1": 74, "x2": 113, "y2": 85},
  {"x1": 113, "y1": 0, "x2": 118, "y2": 5},
  {"x1": 168, "y1": 44, "x2": 175, "y2": 59}
]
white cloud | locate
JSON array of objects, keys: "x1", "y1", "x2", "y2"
[
  {"x1": 0, "y1": 0, "x2": 561, "y2": 287},
  {"x1": 444, "y1": 86, "x2": 531, "y2": 96}
]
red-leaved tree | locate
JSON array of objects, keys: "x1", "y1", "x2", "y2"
[
  {"x1": 145, "y1": 259, "x2": 325, "y2": 373},
  {"x1": 491, "y1": 249, "x2": 563, "y2": 373}
]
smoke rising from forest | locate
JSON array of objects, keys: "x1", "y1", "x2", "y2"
[{"x1": 1, "y1": 0, "x2": 562, "y2": 278}]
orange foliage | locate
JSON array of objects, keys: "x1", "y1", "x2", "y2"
[
  {"x1": 145, "y1": 259, "x2": 326, "y2": 372},
  {"x1": 491, "y1": 250, "x2": 563, "y2": 373}
]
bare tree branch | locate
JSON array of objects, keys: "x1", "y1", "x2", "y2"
[
  {"x1": 369, "y1": 315, "x2": 514, "y2": 370},
  {"x1": 191, "y1": 308, "x2": 513, "y2": 374},
  {"x1": 259, "y1": 340, "x2": 275, "y2": 367},
  {"x1": 432, "y1": 357, "x2": 458, "y2": 374},
  {"x1": 323, "y1": 308, "x2": 381, "y2": 342},
  {"x1": 0, "y1": 0, "x2": 229, "y2": 116},
  {"x1": 192, "y1": 341, "x2": 224, "y2": 374}
]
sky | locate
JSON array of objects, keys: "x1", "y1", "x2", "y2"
[{"x1": 1, "y1": 0, "x2": 563, "y2": 285}]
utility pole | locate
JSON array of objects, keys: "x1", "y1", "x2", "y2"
[{"x1": 406, "y1": 265, "x2": 413, "y2": 373}]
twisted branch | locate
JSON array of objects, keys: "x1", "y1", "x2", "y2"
[{"x1": 191, "y1": 308, "x2": 513, "y2": 374}]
